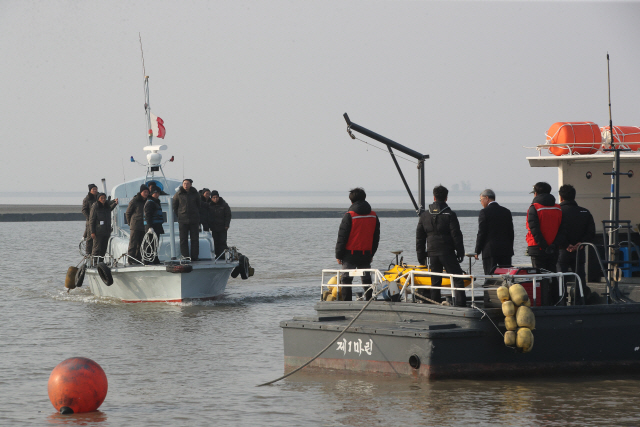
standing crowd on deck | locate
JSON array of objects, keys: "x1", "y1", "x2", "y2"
[
  {"x1": 81, "y1": 179, "x2": 232, "y2": 265},
  {"x1": 335, "y1": 181, "x2": 595, "y2": 306}
]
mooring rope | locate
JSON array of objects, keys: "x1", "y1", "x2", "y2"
[
  {"x1": 471, "y1": 303, "x2": 504, "y2": 338},
  {"x1": 256, "y1": 284, "x2": 389, "y2": 387},
  {"x1": 413, "y1": 291, "x2": 448, "y2": 305}
]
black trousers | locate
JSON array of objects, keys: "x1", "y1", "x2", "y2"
[
  {"x1": 92, "y1": 234, "x2": 109, "y2": 264},
  {"x1": 428, "y1": 253, "x2": 466, "y2": 307},
  {"x1": 557, "y1": 249, "x2": 586, "y2": 304},
  {"x1": 339, "y1": 255, "x2": 373, "y2": 301},
  {"x1": 179, "y1": 222, "x2": 200, "y2": 260},
  {"x1": 128, "y1": 229, "x2": 145, "y2": 264},
  {"x1": 482, "y1": 255, "x2": 512, "y2": 275},
  {"x1": 211, "y1": 229, "x2": 228, "y2": 259},
  {"x1": 529, "y1": 247, "x2": 560, "y2": 306}
]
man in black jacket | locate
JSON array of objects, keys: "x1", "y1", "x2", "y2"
[
  {"x1": 209, "y1": 190, "x2": 232, "y2": 259},
  {"x1": 90, "y1": 193, "x2": 118, "y2": 264},
  {"x1": 474, "y1": 189, "x2": 514, "y2": 274},
  {"x1": 416, "y1": 185, "x2": 466, "y2": 307},
  {"x1": 144, "y1": 187, "x2": 165, "y2": 265},
  {"x1": 172, "y1": 179, "x2": 201, "y2": 261},
  {"x1": 126, "y1": 184, "x2": 149, "y2": 264},
  {"x1": 82, "y1": 184, "x2": 98, "y2": 257},
  {"x1": 557, "y1": 184, "x2": 595, "y2": 303},
  {"x1": 199, "y1": 188, "x2": 212, "y2": 232},
  {"x1": 335, "y1": 187, "x2": 380, "y2": 301}
]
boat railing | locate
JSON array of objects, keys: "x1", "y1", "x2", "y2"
[{"x1": 321, "y1": 268, "x2": 582, "y2": 307}]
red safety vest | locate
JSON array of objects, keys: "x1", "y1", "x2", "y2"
[
  {"x1": 345, "y1": 210, "x2": 377, "y2": 252},
  {"x1": 525, "y1": 203, "x2": 562, "y2": 247}
]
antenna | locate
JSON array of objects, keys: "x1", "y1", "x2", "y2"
[
  {"x1": 607, "y1": 52, "x2": 614, "y2": 148},
  {"x1": 121, "y1": 158, "x2": 128, "y2": 198},
  {"x1": 139, "y1": 33, "x2": 153, "y2": 146}
]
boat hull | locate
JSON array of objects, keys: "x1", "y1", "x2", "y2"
[
  {"x1": 86, "y1": 262, "x2": 234, "y2": 302},
  {"x1": 281, "y1": 301, "x2": 640, "y2": 379}
]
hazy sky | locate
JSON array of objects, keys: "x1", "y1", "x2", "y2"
[{"x1": 2, "y1": 1, "x2": 639, "y2": 196}]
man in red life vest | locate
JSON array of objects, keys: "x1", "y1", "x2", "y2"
[
  {"x1": 526, "y1": 181, "x2": 566, "y2": 305},
  {"x1": 335, "y1": 187, "x2": 380, "y2": 301}
]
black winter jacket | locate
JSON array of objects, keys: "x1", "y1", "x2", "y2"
[
  {"x1": 126, "y1": 193, "x2": 147, "y2": 231},
  {"x1": 144, "y1": 197, "x2": 165, "y2": 235},
  {"x1": 89, "y1": 200, "x2": 118, "y2": 236},
  {"x1": 209, "y1": 197, "x2": 231, "y2": 232},
  {"x1": 526, "y1": 193, "x2": 566, "y2": 253},
  {"x1": 82, "y1": 192, "x2": 97, "y2": 237},
  {"x1": 199, "y1": 195, "x2": 211, "y2": 230},
  {"x1": 560, "y1": 200, "x2": 595, "y2": 247},
  {"x1": 172, "y1": 186, "x2": 201, "y2": 224},
  {"x1": 335, "y1": 200, "x2": 380, "y2": 260},
  {"x1": 416, "y1": 202, "x2": 464, "y2": 263}
]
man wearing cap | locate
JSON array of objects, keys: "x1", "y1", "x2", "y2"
[
  {"x1": 335, "y1": 187, "x2": 380, "y2": 301},
  {"x1": 172, "y1": 179, "x2": 201, "y2": 261},
  {"x1": 147, "y1": 181, "x2": 168, "y2": 196},
  {"x1": 209, "y1": 190, "x2": 232, "y2": 259},
  {"x1": 89, "y1": 193, "x2": 118, "y2": 264},
  {"x1": 144, "y1": 187, "x2": 165, "y2": 264},
  {"x1": 474, "y1": 189, "x2": 514, "y2": 274},
  {"x1": 126, "y1": 184, "x2": 150, "y2": 264},
  {"x1": 82, "y1": 184, "x2": 99, "y2": 257},
  {"x1": 526, "y1": 181, "x2": 566, "y2": 305}
]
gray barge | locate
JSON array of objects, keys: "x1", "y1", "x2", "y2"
[
  {"x1": 280, "y1": 112, "x2": 640, "y2": 380},
  {"x1": 282, "y1": 280, "x2": 640, "y2": 379}
]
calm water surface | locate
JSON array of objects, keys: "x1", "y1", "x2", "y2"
[{"x1": 1, "y1": 218, "x2": 639, "y2": 426}]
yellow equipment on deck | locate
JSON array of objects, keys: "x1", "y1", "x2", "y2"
[{"x1": 383, "y1": 264, "x2": 472, "y2": 291}]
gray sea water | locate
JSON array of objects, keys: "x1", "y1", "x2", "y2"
[{"x1": 1, "y1": 217, "x2": 640, "y2": 426}]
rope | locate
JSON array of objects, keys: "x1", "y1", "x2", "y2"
[
  {"x1": 413, "y1": 291, "x2": 447, "y2": 305},
  {"x1": 256, "y1": 284, "x2": 389, "y2": 387},
  {"x1": 471, "y1": 303, "x2": 504, "y2": 338},
  {"x1": 352, "y1": 136, "x2": 418, "y2": 164},
  {"x1": 141, "y1": 229, "x2": 159, "y2": 263}
]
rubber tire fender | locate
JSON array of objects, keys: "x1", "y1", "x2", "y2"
[
  {"x1": 75, "y1": 264, "x2": 87, "y2": 288},
  {"x1": 239, "y1": 255, "x2": 250, "y2": 280},
  {"x1": 230, "y1": 266, "x2": 241, "y2": 278},
  {"x1": 166, "y1": 264, "x2": 193, "y2": 274},
  {"x1": 97, "y1": 262, "x2": 114, "y2": 286}
]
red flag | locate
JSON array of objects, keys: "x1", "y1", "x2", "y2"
[{"x1": 150, "y1": 113, "x2": 166, "y2": 139}]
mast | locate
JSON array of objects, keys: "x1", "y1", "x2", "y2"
[
  {"x1": 140, "y1": 34, "x2": 153, "y2": 146},
  {"x1": 139, "y1": 35, "x2": 176, "y2": 259},
  {"x1": 602, "y1": 53, "x2": 631, "y2": 303}
]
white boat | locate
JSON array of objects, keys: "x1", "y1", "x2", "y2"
[{"x1": 79, "y1": 72, "x2": 245, "y2": 302}]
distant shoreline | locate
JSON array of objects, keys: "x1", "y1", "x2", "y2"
[{"x1": 0, "y1": 205, "x2": 526, "y2": 222}]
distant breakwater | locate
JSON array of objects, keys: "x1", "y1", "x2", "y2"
[{"x1": 0, "y1": 205, "x2": 525, "y2": 222}]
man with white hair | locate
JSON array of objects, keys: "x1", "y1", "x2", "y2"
[{"x1": 474, "y1": 189, "x2": 514, "y2": 274}]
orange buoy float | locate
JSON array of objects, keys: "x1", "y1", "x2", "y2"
[
  {"x1": 600, "y1": 125, "x2": 640, "y2": 152},
  {"x1": 546, "y1": 122, "x2": 601, "y2": 156},
  {"x1": 48, "y1": 357, "x2": 108, "y2": 414}
]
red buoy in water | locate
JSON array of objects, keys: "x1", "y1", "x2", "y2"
[{"x1": 48, "y1": 357, "x2": 108, "y2": 414}]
